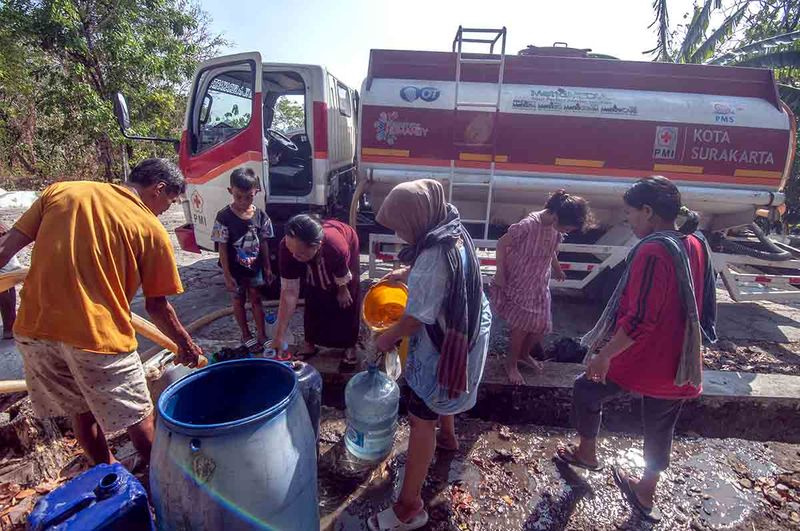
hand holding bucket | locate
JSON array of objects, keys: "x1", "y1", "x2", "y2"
[{"x1": 362, "y1": 280, "x2": 410, "y2": 367}]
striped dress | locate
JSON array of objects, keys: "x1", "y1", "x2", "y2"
[{"x1": 490, "y1": 212, "x2": 562, "y2": 334}]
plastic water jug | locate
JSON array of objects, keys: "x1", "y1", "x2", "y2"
[
  {"x1": 27, "y1": 463, "x2": 154, "y2": 530},
  {"x1": 151, "y1": 358, "x2": 319, "y2": 530},
  {"x1": 291, "y1": 361, "x2": 322, "y2": 445},
  {"x1": 265, "y1": 310, "x2": 278, "y2": 338},
  {"x1": 344, "y1": 363, "x2": 399, "y2": 462}
]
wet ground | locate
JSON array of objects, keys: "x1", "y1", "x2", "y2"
[
  {"x1": 1, "y1": 403, "x2": 798, "y2": 530},
  {"x1": 317, "y1": 409, "x2": 800, "y2": 531}
]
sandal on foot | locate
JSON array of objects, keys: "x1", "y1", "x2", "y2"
[
  {"x1": 339, "y1": 352, "x2": 358, "y2": 373},
  {"x1": 242, "y1": 338, "x2": 260, "y2": 354},
  {"x1": 553, "y1": 443, "x2": 603, "y2": 472},
  {"x1": 367, "y1": 506, "x2": 429, "y2": 531},
  {"x1": 436, "y1": 440, "x2": 460, "y2": 453},
  {"x1": 612, "y1": 466, "x2": 662, "y2": 523},
  {"x1": 294, "y1": 347, "x2": 319, "y2": 362}
]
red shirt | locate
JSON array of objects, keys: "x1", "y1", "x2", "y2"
[
  {"x1": 279, "y1": 220, "x2": 357, "y2": 291},
  {"x1": 607, "y1": 235, "x2": 706, "y2": 399}
]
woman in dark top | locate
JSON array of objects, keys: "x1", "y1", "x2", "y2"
[
  {"x1": 272, "y1": 214, "x2": 360, "y2": 367},
  {"x1": 556, "y1": 176, "x2": 717, "y2": 523}
]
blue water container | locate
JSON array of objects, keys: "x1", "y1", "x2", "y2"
[
  {"x1": 264, "y1": 311, "x2": 278, "y2": 339},
  {"x1": 344, "y1": 363, "x2": 399, "y2": 462},
  {"x1": 27, "y1": 463, "x2": 153, "y2": 530},
  {"x1": 150, "y1": 358, "x2": 319, "y2": 530}
]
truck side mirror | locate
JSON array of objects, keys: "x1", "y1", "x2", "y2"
[
  {"x1": 111, "y1": 92, "x2": 179, "y2": 151},
  {"x1": 113, "y1": 93, "x2": 131, "y2": 133}
]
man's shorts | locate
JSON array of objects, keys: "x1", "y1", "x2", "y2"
[{"x1": 16, "y1": 336, "x2": 153, "y2": 433}]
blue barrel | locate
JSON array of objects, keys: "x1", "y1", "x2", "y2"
[
  {"x1": 27, "y1": 463, "x2": 153, "y2": 530},
  {"x1": 150, "y1": 358, "x2": 319, "y2": 530}
]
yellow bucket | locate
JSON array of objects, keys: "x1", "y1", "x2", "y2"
[{"x1": 362, "y1": 281, "x2": 410, "y2": 365}]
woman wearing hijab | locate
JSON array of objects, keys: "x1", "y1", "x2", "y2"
[
  {"x1": 272, "y1": 214, "x2": 360, "y2": 368},
  {"x1": 369, "y1": 179, "x2": 491, "y2": 531}
]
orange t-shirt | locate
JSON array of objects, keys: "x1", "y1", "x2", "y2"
[{"x1": 13, "y1": 182, "x2": 183, "y2": 354}]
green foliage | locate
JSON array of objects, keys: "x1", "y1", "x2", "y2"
[
  {"x1": 0, "y1": 0, "x2": 227, "y2": 187},
  {"x1": 645, "y1": 0, "x2": 672, "y2": 61},
  {"x1": 272, "y1": 97, "x2": 306, "y2": 133},
  {"x1": 677, "y1": 0, "x2": 714, "y2": 63},
  {"x1": 688, "y1": 4, "x2": 749, "y2": 63},
  {"x1": 711, "y1": 30, "x2": 800, "y2": 64}
]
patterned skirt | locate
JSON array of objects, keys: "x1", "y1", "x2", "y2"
[{"x1": 489, "y1": 284, "x2": 552, "y2": 335}]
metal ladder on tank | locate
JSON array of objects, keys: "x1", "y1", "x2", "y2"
[{"x1": 449, "y1": 26, "x2": 507, "y2": 240}]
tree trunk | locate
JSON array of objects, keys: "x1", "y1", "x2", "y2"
[
  {"x1": 0, "y1": 397, "x2": 73, "y2": 486},
  {"x1": 96, "y1": 133, "x2": 116, "y2": 181}
]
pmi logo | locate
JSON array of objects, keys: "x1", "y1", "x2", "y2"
[{"x1": 400, "y1": 86, "x2": 440, "y2": 103}]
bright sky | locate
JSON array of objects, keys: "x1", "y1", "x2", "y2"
[{"x1": 202, "y1": 0, "x2": 698, "y2": 89}]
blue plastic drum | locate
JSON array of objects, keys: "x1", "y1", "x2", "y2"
[{"x1": 150, "y1": 358, "x2": 318, "y2": 530}]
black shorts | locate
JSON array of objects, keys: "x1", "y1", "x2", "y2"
[
  {"x1": 233, "y1": 270, "x2": 266, "y2": 298},
  {"x1": 407, "y1": 390, "x2": 438, "y2": 421}
]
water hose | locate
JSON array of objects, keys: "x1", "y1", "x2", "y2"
[
  {"x1": 718, "y1": 222, "x2": 794, "y2": 262},
  {"x1": 0, "y1": 270, "x2": 310, "y2": 394},
  {"x1": 349, "y1": 174, "x2": 369, "y2": 228}
]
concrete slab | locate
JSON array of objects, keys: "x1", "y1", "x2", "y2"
[{"x1": 308, "y1": 350, "x2": 800, "y2": 443}]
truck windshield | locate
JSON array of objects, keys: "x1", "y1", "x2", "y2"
[{"x1": 196, "y1": 70, "x2": 254, "y2": 153}]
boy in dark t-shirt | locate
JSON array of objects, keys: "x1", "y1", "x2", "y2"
[{"x1": 211, "y1": 168, "x2": 275, "y2": 354}]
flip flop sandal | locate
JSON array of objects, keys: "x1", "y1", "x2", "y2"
[
  {"x1": 367, "y1": 506, "x2": 429, "y2": 531},
  {"x1": 339, "y1": 353, "x2": 359, "y2": 373},
  {"x1": 436, "y1": 438, "x2": 460, "y2": 454},
  {"x1": 553, "y1": 444, "x2": 604, "y2": 472},
  {"x1": 243, "y1": 338, "x2": 260, "y2": 353},
  {"x1": 612, "y1": 466, "x2": 662, "y2": 523}
]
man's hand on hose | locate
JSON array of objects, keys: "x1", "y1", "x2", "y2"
[{"x1": 176, "y1": 339, "x2": 204, "y2": 368}]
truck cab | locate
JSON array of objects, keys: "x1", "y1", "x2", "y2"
[{"x1": 177, "y1": 52, "x2": 358, "y2": 251}]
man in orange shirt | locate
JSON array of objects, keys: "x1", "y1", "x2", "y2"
[{"x1": 0, "y1": 158, "x2": 203, "y2": 469}]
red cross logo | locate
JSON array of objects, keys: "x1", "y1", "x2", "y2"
[
  {"x1": 660, "y1": 130, "x2": 673, "y2": 145},
  {"x1": 191, "y1": 191, "x2": 203, "y2": 211}
]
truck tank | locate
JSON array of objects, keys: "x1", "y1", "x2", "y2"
[{"x1": 357, "y1": 31, "x2": 794, "y2": 236}]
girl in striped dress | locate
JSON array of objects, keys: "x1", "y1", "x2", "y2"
[{"x1": 491, "y1": 190, "x2": 591, "y2": 384}]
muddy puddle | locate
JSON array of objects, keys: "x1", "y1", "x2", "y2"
[{"x1": 316, "y1": 408, "x2": 800, "y2": 530}]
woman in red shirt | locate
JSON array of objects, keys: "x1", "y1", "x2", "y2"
[
  {"x1": 556, "y1": 176, "x2": 717, "y2": 523},
  {"x1": 273, "y1": 214, "x2": 360, "y2": 369}
]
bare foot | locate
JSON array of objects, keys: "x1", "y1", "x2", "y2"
[
  {"x1": 295, "y1": 341, "x2": 318, "y2": 360},
  {"x1": 392, "y1": 497, "x2": 424, "y2": 523},
  {"x1": 519, "y1": 354, "x2": 543, "y2": 373},
  {"x1": 505, "y1": 359, "x2": 526, "y2": 385},
  {"x1": 436, "y1": 432, "x2": 460, "y2": 451}
]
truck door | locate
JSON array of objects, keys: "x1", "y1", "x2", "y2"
[{"x1": 179, "y1": 53, "x2": 265, "y2": 251}]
